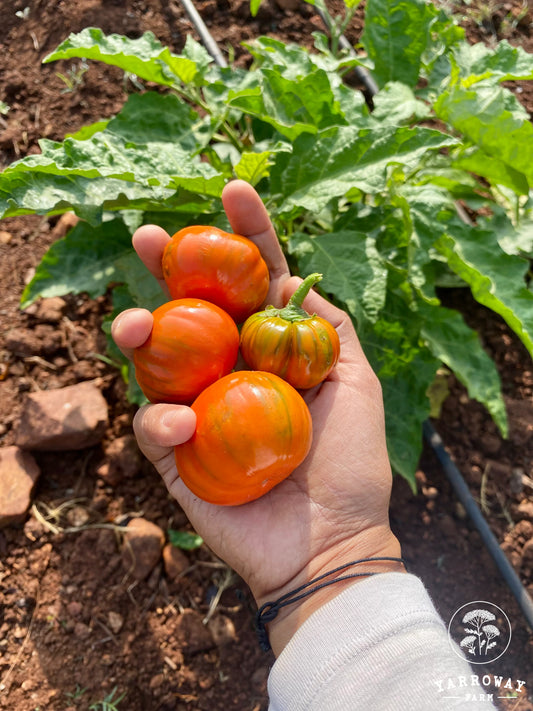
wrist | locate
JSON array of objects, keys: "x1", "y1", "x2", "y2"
[{"x1": 254, "y1": 527, "x2": 404, "y2": 656}]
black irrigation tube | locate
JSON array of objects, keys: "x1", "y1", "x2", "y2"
[{"x1": 179, "y1": 0, "x2": 533, "y2": 633}]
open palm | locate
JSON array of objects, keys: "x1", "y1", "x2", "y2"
[{"x1": 112, "y1": 180, "x2": 401, "y2": 653}]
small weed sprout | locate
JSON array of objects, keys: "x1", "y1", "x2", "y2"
[
  {"x1": 88, "y1": 686, "x2": 126, "y2": 711},
  {"x1": 65, "y1": 684, "x2": 88, "y2": 702},
  {"x1": 56, "y1": 61, "x2": 89, "y2": 94}
]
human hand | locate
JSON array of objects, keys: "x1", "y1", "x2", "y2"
[{"x1": 111, "y1": 180, "x2": 403, "y2": 654}]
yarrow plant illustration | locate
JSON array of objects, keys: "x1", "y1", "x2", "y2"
[{"x1": 460, "y1": 609, "x2": 501, "y2": 657}]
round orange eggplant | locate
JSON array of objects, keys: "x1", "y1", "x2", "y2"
[
  {"x1": 239, "y1": 273, "x2": 340, "y2": 389},
  {"x1": 162, "y1": 225, "x2": 270, "y2": 324},
  {"x1": 174, "y1": 370, "x2": 313, "y2": 505},
  {"x1": 133, "y1": 299, "x2": 239, "y2": 405}
]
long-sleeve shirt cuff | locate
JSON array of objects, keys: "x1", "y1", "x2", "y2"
[{"x1": 267, "y1": 572, "x2": 498, "y2": 710}]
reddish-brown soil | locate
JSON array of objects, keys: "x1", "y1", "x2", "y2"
[{"x1": 0, "y1": 1, "x2": 532, "y2": 710}]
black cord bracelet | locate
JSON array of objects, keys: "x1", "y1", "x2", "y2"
[{"x1": 254, "y1": 556, "x2": 406, "y2": 652}]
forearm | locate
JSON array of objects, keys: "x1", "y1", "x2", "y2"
[{"x1": 267, "y1": 573, "x2": 498, "y2": 711}]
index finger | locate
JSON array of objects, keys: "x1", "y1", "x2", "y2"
[
  {"x1": 222, "y1": 180, "x2": 289, "y2": 287},
  {"x1": 131, "y1": 182, "x2": 291, "y2": 308},
  {"x1": 222, "y1": 180, "x2": 293, "y2": 309}
]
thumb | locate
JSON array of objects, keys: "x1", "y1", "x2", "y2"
[{"x1": 133, "y1": 404, "x2": 197, "y2": 468}]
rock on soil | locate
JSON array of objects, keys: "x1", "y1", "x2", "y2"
[
  {"x1": 162, "y1": 542, "x2": 190, "y2": 581},
  {"x1": 95, "y1": 434, "x2": 143, "y2": 485},
  {"x1": 23, "y1": 296, "x2": 68, "y2": 323},
  {"x1": 14, "y1": 380, "x2": 108, "y2": 450},
  {"x1": 0, "y1": 446, "x2": 40, "y2": 527},
  {"x1": 173, "y1": 609, "x2": 215, "y2": 655},
  {"x1": 207, "y1": 614, "x2": 237, "y2": 647},
  {"x1": 121, "y1": 517, "x2": 165, "y2": 581},
  {"x1": 5, "y1": 323, "x2": 64, "y2": 357}
]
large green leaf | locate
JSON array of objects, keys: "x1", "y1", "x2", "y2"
[
  {"x1": 228, "y1": 68, "x2": 347, "y2": 140},
  {"x1": 452, "y1": 39, "x2": 533, "y2": 84},
  {"x1": 114, "y1": 251, "x2": 166, "y2": 311},
  {"x1": 481, "y1": 208, "x2": 533, "y2": 259},
  {"x1": 244, "y1": 36, "x2": 365, "y2": 78},
  {"x1": 102, "y1": 284, "x2": 150, "y2": 407},
  {"x1": 361, "y1": 0, "x2": 437, "y2": 88},
  {"x1": 370, "y1": 82, "x2": 430, "y2": 126},
  {"x1": 0, "y1": 171, "x2": 174, "y2": 224},
  {"x1": 435, "y1": 219, "x2": 533, "y2": 358},
  {"x1": 240, "y1": 37, "x2": 368, "y2": 126},
  {"x1": 0, "y1": 93, "x2": 225, "y2": 222},
  {"x1": 270, "y1": 125, "x2": 457, "y2": 214},
  {"x1": 404, "y1": 187, "x2": 533, "y2": 353},
  {"x1": 43, "y1": 28, "x2": 208, "y2": 87},
  {"x1": 3, "y1": 94, "x2": 217, "y2": 183},
  {"x1": 234, "y1": 151, "x2": 272, "y2": 185},
  {"x1": 288, "y1": 230, "x2": 388, "y2": 324},
  {"x1": 420, "y1": 303, "x2": 508, "y2": 435},
  {"x1": 21, "y1": 218, "x2": 133, "y2": 307},
  {"x1": 202, "y1": 66, "x2": 259, "y2": 116},
  {"x1": 380, "y1": 354, "x2": 437, "y2": 489},
  {"x1": 359, "y1": 309, "x2": 439, "y2": 490},
  {"x1": 398, "y1": 184, "x2": 465, "y2": 302},
  {"x1": 105, "y1": 92, "x2": 212, "y2": 151},
  {"x1": 244, "y1": 36, "x2": 318, "y2": 77},
  {"x1": 453, "y1": 147, "x2": 529, "y2": 196},
  {"x1": 6, "y1": 133, "x2": 210, "y2": 184},
  {"x1": 434, "y1": 84, "x2": 533, "y2": 186}
]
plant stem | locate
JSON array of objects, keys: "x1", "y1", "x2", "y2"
[
  {"x1": 284, "y1": 273, "x2": 323, "y2": 315},
  {"x1": 264, "y1": 273, "x2": 323, "y2": 322},
  {"x1": 221, "y1": 118, "x2": 246, "y2": 151}
]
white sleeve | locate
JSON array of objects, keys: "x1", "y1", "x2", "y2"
[{"x1": 267, "y1": 572, "x2": 498, "y2": 711}]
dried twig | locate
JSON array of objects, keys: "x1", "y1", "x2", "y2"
[
  {"x1": 203, "y1": 566, "x2": 236, "y2": 624},
  {"x1": 61, "y1": 316, "x2": 80, "y2": 363},
  {"x1": 31, "y1": 500, "x2": 139, "y2": 536},
  {"x1": 0, "y1": 546, "x2": 51, "y2": 691},
  {"x1": 0, "y1": 590, "x2": 41, "y2": 691},
  {"x1": 480, "y1": 463, "x2": 491, "y2": 516},
  {"x1": 24, "y1": 355, "x2": 58, "y2": 371},
  {"x1": 29, "y1": 31, "x2": 39, "y2": 51},
  {"x1": 93, "y1": 618, "x2": 119, "y2": 647}
]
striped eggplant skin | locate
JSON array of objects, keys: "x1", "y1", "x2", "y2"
[
  {"x1": 239, "y1": 310, "x2": 340, "y2": 390},
  {"x1": 162, "y1": 225, "x2": 270, "y2": 324},
  {"x1": 133, "y1": 298, "x2": 239, "y2": 405},
  {"x1": 174, "y1": 371, "x2": 313, "y2": 506}
]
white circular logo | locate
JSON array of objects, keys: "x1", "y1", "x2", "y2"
[{"x1": 448, "y1": 601, "x2": 512, "y2": 664}]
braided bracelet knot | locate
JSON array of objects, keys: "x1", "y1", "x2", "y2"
[{"x1": 254, "y1": 556, "x2": 406, "y2": 652}]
